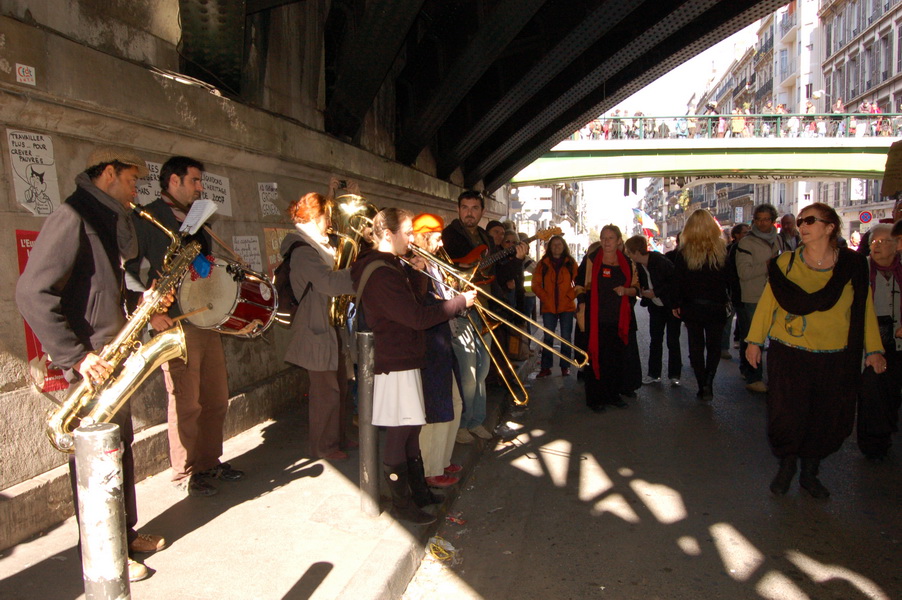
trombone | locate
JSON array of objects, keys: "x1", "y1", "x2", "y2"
[
  {"x1": 401, "y1": 252, "x2": 531, "y2": 406},
  {"x1": 407, "y1": 244, "x2": 589, "y2": 403}
]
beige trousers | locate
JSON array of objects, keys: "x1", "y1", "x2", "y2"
[{"x1": 419, "y1": 383, "x2": 463, "y2": 477}]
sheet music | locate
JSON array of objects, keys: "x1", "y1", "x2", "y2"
[{"x1": 179, "y1": 199, "x2": 218, "y2": 235}]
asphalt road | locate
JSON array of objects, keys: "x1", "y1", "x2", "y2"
[{"x1": 403, "y1": 312, "x2": 902, "y2": 600}]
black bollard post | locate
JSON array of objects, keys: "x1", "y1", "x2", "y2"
[
  {"x1": 356, "y1": 331, "x2": 380, "y2": 516},
  {"x1": 74, "y1": 422, "x2": 131, "y2": 600}
]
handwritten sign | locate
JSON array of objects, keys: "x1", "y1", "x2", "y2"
[
  {"x1": 202, "y1": 172, "x2": 233, "y2": 217},
  {"x1": 232, "y1": 235, "x2": 263, "y2": 273},
  {"x1": 258, "y1": 182, "x2": 281, "y2": 217},
  {"x1": 136, "y1": 161, "x2": 162, "y2": 205},
  {"x1": 16, "y1": 230, "x2": 68, "y2": 392},
  {"x1": 7, "y1": 130, "x2": 61, "y2": 216},
  {"x1": 263, "y1": 227, "x2": 294, "y2": 279}
]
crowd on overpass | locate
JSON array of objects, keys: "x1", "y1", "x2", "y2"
[{"x1": 573, "y1": 99, "x2": 902, "y2": 140}]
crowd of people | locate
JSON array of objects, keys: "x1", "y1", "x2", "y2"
[
  {"x1": 15, "y1": 147, "x2": 901, "y2": 583},
  {"x1": 572, "y1": 98, "x2": 902, "y2": 141}
]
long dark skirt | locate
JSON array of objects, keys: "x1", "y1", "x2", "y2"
[
  {"x1": 767, "y1": 340, "x2": 859, "y2": 459},
  {"x1": 584, "y1": 324, "x2": 626, "y2": 408}
]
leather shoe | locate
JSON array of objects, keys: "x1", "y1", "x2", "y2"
[
  {"x1": 536, "y1": 368, "x2": 552, "y2": 378},
  {"x1": 469, "y1": 425, "x2": 493, "y2": 440},
  {"x1": 322, "y1": 450, "x2": 349, "y2": 461},
  {"x1": 177, "y1": 474, "x2": 218, "y2": 497},
  {"x1": 425, "y1": 475, "x2": 459, "y2": 487},
  {"x1": 129, "y1": 533, "x2": 167, "y2": 554},
  {"x1": 444, "y1": 463, "x2": 463, "y2": 474},
  {"x1": 199, "y1": 463, "x2": 245, "y2": 481},
  {"x1": 128, "y1": 559, "x2": 149, "y2": 582},
  {"x1": 455, "y1": 429, "x2": 475, "y2": 444}
]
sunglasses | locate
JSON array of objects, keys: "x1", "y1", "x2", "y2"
[{"x1": 796, "y1": 215, "x2": 829, "y2": 227}]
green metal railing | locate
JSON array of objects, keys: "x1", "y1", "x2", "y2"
[{"x1": 573, "y1": 112, "x2": 902, "y2": 140}]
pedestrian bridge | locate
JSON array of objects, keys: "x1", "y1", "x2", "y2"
[{"x1": 511, "y1": 129, "x2": 899, "y2": 187}]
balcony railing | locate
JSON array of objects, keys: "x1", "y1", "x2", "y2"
[
  {"x1": 572, "y1": 111, "x2": 902, "y2": 140},
  {"x1": 780, "y1": 11, "x2": 798, "y2": 37}
]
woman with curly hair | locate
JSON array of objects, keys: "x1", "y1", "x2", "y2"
[{"x1": 672, "y1": 210, "x2": 730, "y2": 401}]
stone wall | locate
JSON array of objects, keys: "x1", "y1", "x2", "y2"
[{"x1": 0, "y1": 6, "x2": 514, "y2": 551}]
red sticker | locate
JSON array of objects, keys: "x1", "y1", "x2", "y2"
[{"x1": 602, "y1": 267, "x2": 612, "y2": 278}]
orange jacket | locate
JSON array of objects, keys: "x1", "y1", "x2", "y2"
[{"x1": 531, "y1": 256, "x2": 578, "y2": 314}]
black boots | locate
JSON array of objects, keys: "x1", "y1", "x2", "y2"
[
  {"x1": 383, "y1": 463, "x2": 435, "y2": 524},
  {"x1": 696, "y1": 372, "x2": 714, "y2": 401},
  {"x1": 407, "y1": 454, "x2": 444, "y2": 508},
  {"x1": 770, "y1": 455, "x2": 797, "y2": 495},
  {"x1": 799, "y1": 458, "x2": 830, "y2": 499}
]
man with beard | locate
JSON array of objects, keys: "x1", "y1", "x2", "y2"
[
  {"x1": 16, "y1": 147, "x2": 166, "y2": 581},
  {"x1": 442, "y1": 191, "x2": 526, "y2": 442},
  {"x1": 125, "y1": 156, "x2": 244, "y2": 497}
]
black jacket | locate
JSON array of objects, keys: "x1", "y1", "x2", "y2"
[{"x1": 636, "y1": 251, "x2": 676, "y2": 310}]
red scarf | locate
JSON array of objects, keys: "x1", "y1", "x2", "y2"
[{"x1": 589, "y1": 249, "x2": 632, "y2": 379}]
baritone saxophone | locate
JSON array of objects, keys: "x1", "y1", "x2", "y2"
[{"x1": 45, "y1": 204, "x2": 200, "y2": 452}]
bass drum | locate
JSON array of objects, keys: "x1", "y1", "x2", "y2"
[{"x1": 177, "y1": 257, "x2": 277, "y2": 338}]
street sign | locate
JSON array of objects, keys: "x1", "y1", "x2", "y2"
[{"x1": 859, "y1": 210, "x2": 873, "y2": 224}]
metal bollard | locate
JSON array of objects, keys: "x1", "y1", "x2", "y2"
[
  {"x1": 356, "y1": 331, "x2": 380, "y2": 516},
  {"x1": 74, "y1": 422, "x2": 130, "y2": 600}
]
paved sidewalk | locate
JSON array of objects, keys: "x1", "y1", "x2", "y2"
[{"x1": 0, "y1": 398, "x2": 508, "y2": 600}]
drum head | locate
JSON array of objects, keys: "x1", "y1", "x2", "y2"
[{"x1": 177, "y1": 258, "x2": 238, "y2": 328}]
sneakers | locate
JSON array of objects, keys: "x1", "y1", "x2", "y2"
[
  {"x1": 642, "y1": 376, "x2": 661, "y2": 385},
  {"x1": 128, "y1": 559, "x2": 149, "y2": 582},
  {"x1": 469, "y1": 425, "x2": 493, "y2": 440},
  {"x1": 669, "y1": 378, "x2": 681, "y2": 387},
  {"x1": 536, "y1": 368, "x2": 552, "y2": 378},
  {"x1": 444, "y1": 463, "x2": 463, "y2": 474},
  {"x1": 176, "y1": 473, "x2": 218, "y2": 497},
  {"x1": 746, "y1": 381, "x2": 768, "y2": 393},
  {"x1": 425, "y1": 475, "x2": 459, "y2": 488},
  {"x1": 129, "y1": 533, "x2": 167, "y2": 554},
  {"x1": 455, "y1": 428, "x2": 475, "y2": 444},
  {"x1": 561, "y1": 367, "x2": 571, "y2": 377},
  {"x1": 197, "y1": 463, "x2": 245, "y2": 481}
]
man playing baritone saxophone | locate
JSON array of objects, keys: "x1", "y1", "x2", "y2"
[
  {"x1": 125, "y1": 156, "x2": 243, "y2": 498},
  {"x1": 441, "y1": 191, "x2": 528, "y2": 442},
  {"x1": 15, "y1": 147, "x2": 166, "y2": 583}
]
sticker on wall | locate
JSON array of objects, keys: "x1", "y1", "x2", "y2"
[
  {"x1": 136, "y1": 161, "x2": 162, "y2": 205},
  {"x1": 232, "y1": 235, "x2": 263, "y2": 273},
  {"x1": 16, "y1": 230, "x2": 69, "y2": 392},
  {"x1": 263, "y1": 227, "x2": 295, "y2": 279},
  {"x1": 258, "y1": 182, "x2": 281, "y2": 217},
  {"x1": 16, "y1": 64, "x2": 36, "y2": 86},
  {"x1": 202, "y1": 172, "x2": 233, "y2": 217},
  {"x1": 7, "y1": 130, "x2": 61, "y2": 216}
]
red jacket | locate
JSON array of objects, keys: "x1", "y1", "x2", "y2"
[{"x1": 531, "y1": 256, "x2": 579, "y2": 314}]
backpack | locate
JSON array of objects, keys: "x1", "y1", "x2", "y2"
[{"x1": 273, "y1": 240, "x2": 312, "y2": 326}]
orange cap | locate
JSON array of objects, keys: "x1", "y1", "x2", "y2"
[{"x1": 412, "y1": 213, "x2": 444, "y2": 234}]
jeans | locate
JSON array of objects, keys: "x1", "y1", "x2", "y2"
[
  {"x1": 451, "y1": 317, "x2": 491, "y2": 430},
  {"x1": 540, "y1": 311, "x2": 575, "y2": 370},
  {"x1": 647, "y1": 305, "x2": 682, "y2": 379}
]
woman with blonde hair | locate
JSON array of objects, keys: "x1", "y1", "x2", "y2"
[{"x1": 672, "y1": 210, "x2": 730, "y2": 400}]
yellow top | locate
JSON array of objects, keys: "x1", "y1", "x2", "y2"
[{"x1": 746, "y1": 249, "x2": 883, "y2": 354}]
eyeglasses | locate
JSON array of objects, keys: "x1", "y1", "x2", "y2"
[
  {"x1": 796, "y1": 215, "x2": 829, "y2": 227},
  {"x1": 870, "y1": 238, "x2": 894, "y2": 247}
]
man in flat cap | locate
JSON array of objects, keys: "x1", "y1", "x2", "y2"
[{"x1": 16, "y1": 146, "x2": 165, "y2": 582}]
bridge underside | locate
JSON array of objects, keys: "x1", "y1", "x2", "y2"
[{"x1": 511, "y1": 139, "x2": 898, "y2": 186}]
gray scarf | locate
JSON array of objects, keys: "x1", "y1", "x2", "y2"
[
  {"x1": 75, "y1": 172, "x2": 138, "y2": 261},
  {"x1": 749, "y1": 224, "x2": 779, "y2": 248}
]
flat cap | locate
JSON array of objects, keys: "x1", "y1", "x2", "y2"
[{"x1": 86, "y1": 146, "x2": 149, "y2": 178}]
